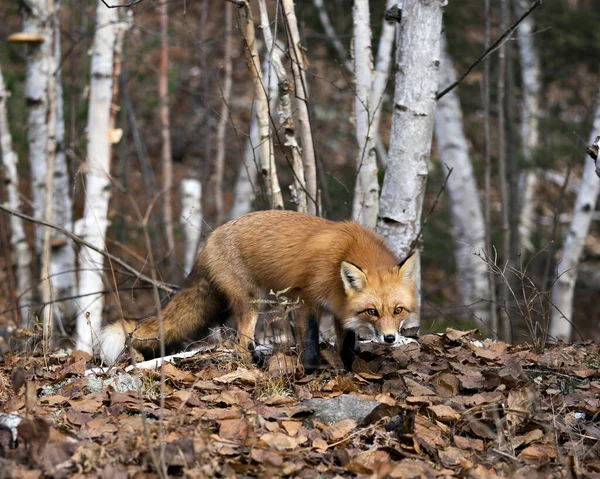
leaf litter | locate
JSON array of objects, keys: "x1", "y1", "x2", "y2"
[{"x1": 0, "y1": 329, "x2": 599, "y2": 478}]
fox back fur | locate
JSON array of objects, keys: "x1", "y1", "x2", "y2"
[{"x1": 100, "y1": 210, "x2": 419, "y2": 370}]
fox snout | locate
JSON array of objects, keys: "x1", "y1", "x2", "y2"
[{"x1": 383, "y1": 334, "x2": 396, "y2": 344}]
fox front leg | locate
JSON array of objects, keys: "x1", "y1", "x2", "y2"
[
  {"x1": 294, "y1": 307, "x2": 320, "y2": 373},
  {"x1": 334, "y1": 319, "x2": 356, "y2": 371}
]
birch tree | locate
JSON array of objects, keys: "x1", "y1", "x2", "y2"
[
  {"x1": 236, "y1": 1, "x2": 283, "y2": 210},
  {"x1": 515, "y1": 0, "x2": 542, "y2": 252},
  {"x1": 159, "y1": 0, "x2": 175, "y2": 256},
  {"x1": 180, "y1": 179, "x2": 202, "y2": 273},
  {"x1": 23, "y1": 0, "x2": 52, "y2": 256},
  {"x1": 210, "y1": 1, "x2": 233, "y2": 225},
  {"x1": 51, "y1": 0, "x2": 77, "y2": 324},
  {"x1": 282, "y1": 0, "x2": 318, "y2": 214},
  {"x1": 257, "y1": 0, "x2": 307, "y2": 213},
  {"x1": 0, "y1": 67, "x2": 34, "y2": 326},
  {"x1": 435, "y1": 35, "x2": 491, "y2": 329},
  {"x1": 550, "y1": 91, "x2": 600, "y2": 342},
  {"x1": 377, "y1": 0, "x2": 445, "y2": 329},
  {"x1": 377, "y1": 0, "x2": 446, "y2": 257},
  {"x1": 352, "y1": 0, "x2": 379, "y2": 228},
  {"x1": 75, "y1": 2, "x2": 120, "y2": 353}
]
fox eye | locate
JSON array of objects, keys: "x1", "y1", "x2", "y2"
[
  {"x1": 394, "y1": 306, "x2": 404, "y2": 315},
  {"x1": 365, "y1": 308, "x2": 378, "y2": 317}
]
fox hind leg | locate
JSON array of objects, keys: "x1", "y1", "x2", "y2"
[{"x1": 294, "y1": 305, "x2": 320, "y2": 372}]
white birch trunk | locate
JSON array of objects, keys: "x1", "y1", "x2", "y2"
[
  {"x1": 0, "y1": 67, "x2": 34, "y2": 326},
  {"x1": 257, "y1": 0, "x2": 307, "y2": 213},
  {"x1": 376, "y1": 0, "x2": 446, "y2": 329},
  {"x1": 370, "y1": 0, "x2": 396, "y2": 159},
  {"x1": 237, "y1": 2, "x2": 283, "y2": 211},
  {"x1": 282, "y1": 0, "x2": 318, "y2": 215},
  {"x1": 23, "y1": 0, "x2": 52, "y2": 255},
  {"x1": 75, "y1": 2, "x2": 119, "y2": 353},
  {"x1": 41, "y1": 0, "x2": 58, "y2": 344},
  {"x1": 434, "y1": 35, "x2": 491, "y2": 327},
  {"x1": 377, "y1": 0, "x2": 446, "y2": 258},
  {"x1": 51, "y1": 0, "x2": 77, "y2": 323},
  {"x1": 180, "y1": 179, "x2": 202, "y2": 274},
  {"x1": 230, "y1": 116, "x2": 260, "y2": 219},
  {"x1": 515, "y1": 0, "x2": 542, "y2": 253},
  {"x1": 230, "y1": 54, "x2": 280, "y2": 220},
  {"x1": 351, "y1": 0, "x2": 379, "y2": 229},
  {"x1": 549, "y1": 90, "x2": 600, "y2": 342}
]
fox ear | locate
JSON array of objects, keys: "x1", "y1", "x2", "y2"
[
  {"x1": 340, "y1": 261, "x2": 368, "y2": 293},
  {"x1": 396, "y1": 251, "x2": 420, "y2": 282}
]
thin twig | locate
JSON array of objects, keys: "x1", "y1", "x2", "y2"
[
  {"x1": 437, "y1": 0, "x2": 543, "y2": 100},
  {"x1": 0, "y1": 204, "x2": 177, "y2": 293}
]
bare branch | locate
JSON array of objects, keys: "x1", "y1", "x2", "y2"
[
  {"x1": 437, "y1": 0, "x2": 543, "y2": 100},
  {"x1": 0, "y1": 204, "x2": 177, "y2": 293}
]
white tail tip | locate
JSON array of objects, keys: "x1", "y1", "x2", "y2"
[{"x1": 99, "y1": 322, "x2": 128, "y2": 363}]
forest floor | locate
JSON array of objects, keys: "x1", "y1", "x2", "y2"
[{"x1": 0, "y1": 329, "x2": 599, "y2": 478}]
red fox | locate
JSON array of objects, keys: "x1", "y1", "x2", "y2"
[{"x1": 100, "y1": 210, "x2": 419, "y2": 370}]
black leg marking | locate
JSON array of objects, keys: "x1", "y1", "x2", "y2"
[
  {"x1": 340, "y1": 330, "x2": 357, "y2": 371},
  {"x1": 301, "y1": 312, "x2": 320, "y2": 372}
]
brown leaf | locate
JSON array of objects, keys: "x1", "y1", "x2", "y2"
[
  {"x1": 322, "y1": 419, "x2": 357, "y2": 442},
  {"x1": 446, "y1": 328, "x2": 478, "y2": 341},
  {"x1": 427, "y1": 404, "x2": 461, "y2": 422},
  {"x1": 454, "y1": 434, "x2": 484, "y2": 451},
  {"x1": 250, "y1": 448, "x2": 284, "y2": 466},
  {"x1": 57, "y1": 358, "x2": 86, "y2": 379},
  {"x1": 518, "y1": 444, "x2": 557, "y2": 462},
  {"x1": 507, "y1": 386, "x2": 536, "y2": 429},
  {"x1": 405, "y1": 377, "x2": 436, "y2": 396},
  {"x1": 268, "y1": 353, "x2": 296, "y2": 377},
  {"x1": 392, "y1": 342, "x2": 421, "y2": 367},
  {"x1": 281, "y1": 420, "x2": 302, "y2": 436},
  {"x1": 219, "y1": 418, "x2": 252, "y2": 441},
  {"x1": 213, "y1": 368, "x2": 263, "y2": 385},
  {"x1": 259, "y1": 432, "x2": 299, "y2": 450},
  {"x1": 431, "y1": 372, "x2": 459, "y2": 398}
]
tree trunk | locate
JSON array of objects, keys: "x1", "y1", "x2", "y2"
[
  {"x1": 237, "y1": 1, "x2": 283, "y2": 211},
  {"x1": 23, "y1": 0, "x2": 52, "y2": 256},
  {"x1": 257, "y1": 0, "x2": 307, "y2": 213},
  {"x1": 75, "y1": 1, "x2": 119, "y2": 353},
  {"x1": 0, "y1": 67, "x2": 34, "y2": 327},
  {"x1": 210, "y1": 1, "x2": 233, "y2": 225},
  {"x1": 51, "y1": 0, "x2": 77, "y2": 326},
  {"x1": 435, "y1": 34, "x2": 491, "y2": 330},
  {"x1": 550, "y1": 92, "x2": 600, "y2": 342},
  {"x1": 282, "y1": 0, "x2": 318, "y2": 215},
  {"x1": 312, "y1": 0, "x2": 352, "y2": 70},
  {"x1": 41, "y1": 0, "x2": 58, "y2": 345},
  {"x1": 159, "y1": 0, "x2": 175, "y2": 258},
  {"x1": 377, "y1": 0, "x2": 445, "y2": 256},
  {"x1": 376, "y1": 0, "x2": 446, "y2": 330},
  {"x1": 515, "y1": 0, "x2": 542, "y2": 252},
  {"x1": 351, "y1": 0, "x2": 379, "y2": 228},
  {"x1": 180, "y1": 179, "x2": 202, "y2": 274}
]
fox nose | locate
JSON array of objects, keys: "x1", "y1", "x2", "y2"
[{"x1": 384, "y1": 334, "x2": 396, "y2": 344}]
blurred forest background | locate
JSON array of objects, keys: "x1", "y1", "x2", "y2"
[{"x1": 1, "y1": 0, "x2": 600, "y2": 356}]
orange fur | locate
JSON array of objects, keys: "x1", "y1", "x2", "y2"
[{"x1": 100, "y1": 210, "x2": 418, "y2": 370}]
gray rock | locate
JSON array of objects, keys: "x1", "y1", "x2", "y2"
[{"x1": 301, "y1": 394, "x2": 381, "y2": 424}]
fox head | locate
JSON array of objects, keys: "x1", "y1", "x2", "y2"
[{"x1": 339, "y1": 252, "x2": 419, "y2": 344}]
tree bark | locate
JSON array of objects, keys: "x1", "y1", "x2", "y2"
[
  {"x1": 376, "y1": 0, "x2": 446, "y2": 330},
  {"x1": 0, "y1": 67, "x2": 34, "y2": 326},
  {"x1": 351, "y1": 0, "x2": 379, "y2": 228},
  {"x1": 159, "y1": 0, "x2": 175, "y2": 257},
  {"x1": 23, "y1": 0, "x2": 52, "y2": 256},
  {"x1": 257, "y1": 0, "x2": 307, "y2": 213},
  {"x1": 515, "y1": 0, "x2": 542, "y2": 252},
  {"x1": 51, "y1": 0, "x2": 77, "y2": 325},
  {"x1": 75, "y1": 1, "x2": 120, "y2": 353},
  {"x1": 237, "y1": 1, "x2": 283, "y2": 211},
  {"x1": 281, "y1": 0, "x2": 318, "y2": 215},
  {"x1": 377, "y1": 0, "x2": 446, "y2": 257},
  {"x1": 41, "y1": 0, "x2": 58, "y2": 345},
  {"x1": 180, "y1": 179, "x2": 202, "y2": 274},
  {"x1": 210, "y1": 1, "x2": 233, "y2": 225},
  {"x1": 550, "y1": 91, "x2": 600, "y2": 342},
  {"x1": 435, "y1": 34, "x2": 491, "y2": 329}
]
